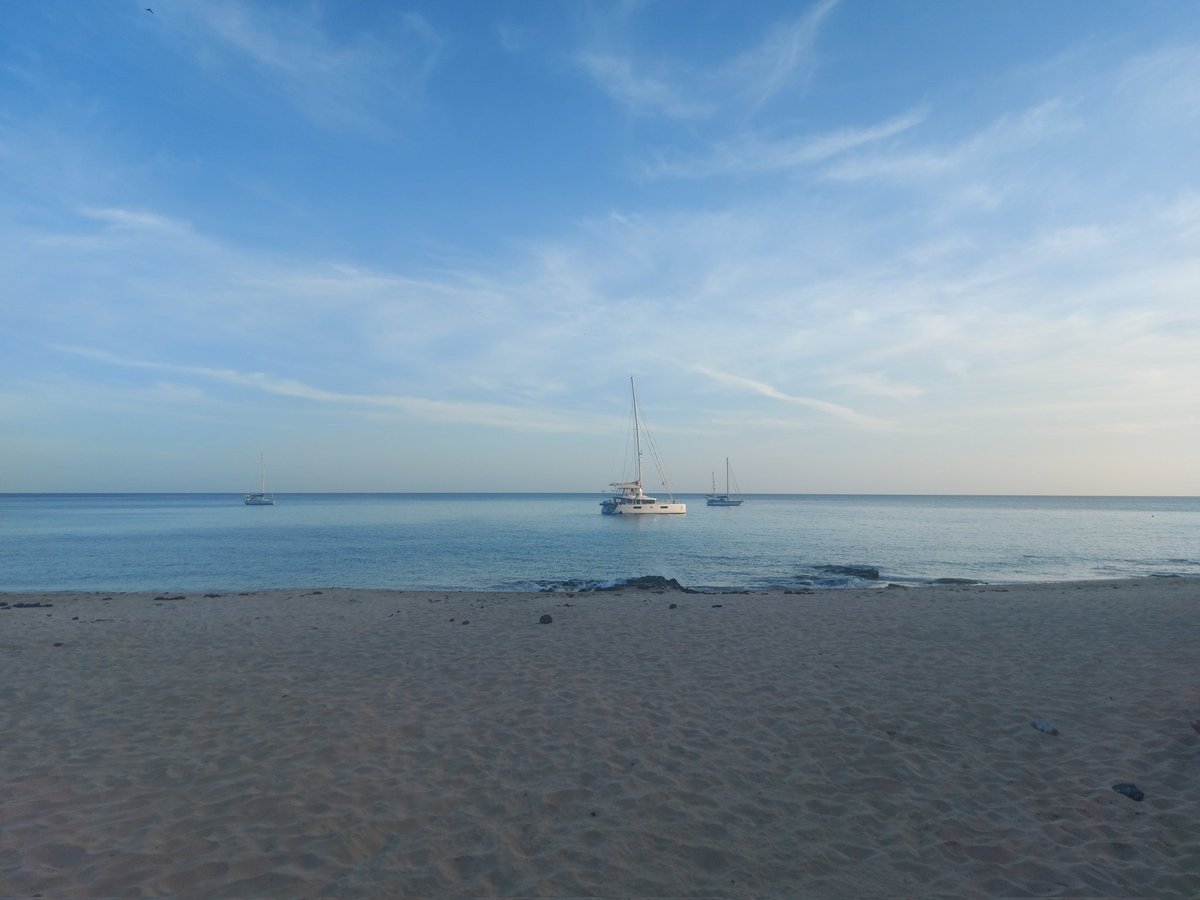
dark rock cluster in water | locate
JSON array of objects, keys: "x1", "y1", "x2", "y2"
[
  {"x1": 536, "y1": 575, "x2": 697, "y2": 593},
  {"x1": 814, "y1": 565, "x2": 880, "y2": 581},
  {"x1": 603, "y1": 575, "x2": 694, "y2": 592}
]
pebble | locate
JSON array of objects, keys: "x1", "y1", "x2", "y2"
[
  {"x1": 539, "y1": 614, "x2": 553, "y2": 624},
  {"x1": 1031, "y1": 719, "x2": 1058, "y2": 735},
  {"x1": 1112, "y1": 783, "x2": 1144, "y2": 802}
]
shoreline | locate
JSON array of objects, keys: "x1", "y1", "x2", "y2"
[
  {"x1": 4, "y1": 577, "x2": 1197, "y2": 896},
  {"x1": 3, "y1": 572, "x2": 1196, "y2": 599}
]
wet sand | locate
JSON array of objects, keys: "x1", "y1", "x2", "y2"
[{"x1": 3, "y1": 578, "x2": 1198, "y2": 896}]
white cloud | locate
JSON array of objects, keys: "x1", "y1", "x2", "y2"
[
  {"x1": 577, "y1": 52, "x2": 712, "y2": 119},
  {"x1": 644, "y1": 108, "x2": 926, "y2": 178},
  {"x1": 691, "y1": 365, "x2": 893, "y2": 431},
  {"x1": 576, "y1": 0, "x2": 841, "y2": 120},
  {"x1": 163, "y1": 1, "x2": 444, "y2": 128},
  {"x1": 726, "y1": 0, "x2": 841, "y2": 109},
  {"x1": 51, "y1": 345, "x2": 598, "y2": 434}
]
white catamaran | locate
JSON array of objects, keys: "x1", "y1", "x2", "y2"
[
  {"x1": 706, "y1": 457, "x2": 744, "y2": 507},
  {"x1": 600, "y1": 377, "x2": 686, "y2": 515},
  {"x1": 243, "y1": 454, "x2": 275, "y2": 506}
]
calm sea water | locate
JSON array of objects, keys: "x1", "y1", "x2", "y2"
[{"x1": 1, "y1": 493, "x2": 1197, "y2": 593}]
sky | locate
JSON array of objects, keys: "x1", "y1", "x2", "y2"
[{"x1": 2, "y1": 1, "x2": 1199, "y2": 495}]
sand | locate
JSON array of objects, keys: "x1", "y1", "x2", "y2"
[{"x1": 2, "y1": 578, "x2": 1197, "y2": 897}]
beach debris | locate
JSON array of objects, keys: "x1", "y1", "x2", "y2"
[
  {"x1": 1031, "y1": 719, "x2": 1059, "y2": 736},
  {"x1": 1112, "y1": 783, "x2": 1144, "y2": 802},
  {"x1": 539, "y1": 614, "x2": 553, "y2": 624}
]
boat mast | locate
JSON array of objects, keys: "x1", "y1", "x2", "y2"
[
  {"x1": 725, "y1": 457, "x2": 731, "y2": 497},
  {"x1": 630, "y1": 376, "x2": 643, "y2": 489}
]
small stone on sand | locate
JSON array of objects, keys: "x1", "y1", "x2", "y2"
[{"x1": 1112, "y1": 783, "x2": 1144, "y2": 801}]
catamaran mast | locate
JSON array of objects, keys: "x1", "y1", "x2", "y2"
[{"x1": 631, "y1": 376, "x2": 643, "y2": 489}]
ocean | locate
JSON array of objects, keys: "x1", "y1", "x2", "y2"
[{"x1": 1, "y1": 493, "x2": 1197, "y2": 593}]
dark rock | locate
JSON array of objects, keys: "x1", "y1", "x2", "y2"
[
  {"x1": 598, "y1": 576, "x2": 697, "y2": 593},
  {"x1": 12, "y1": 602, "x2": 53, "y2": 609},
  {"x1": 932, "y1": 578, "x2": 983, "y2": 585},
  {"x1": 539, "y1": 614, "x2": 553, "y2": 624},
  {"x1": 53, "y1": 642, "x2": 64, "y2": 647},
  {"x1": 668, "y1": 603, "x2": 677, "y2": 609},
  {"x1": 461, "y1": 620, "x2": 470, "y2": 625},
  {"x1": 1031, "y1": 719, "x2": 1059, "y2": 735},
  {"x1": 711, "y1": 604, "x2": 723, "y2": 608},
  {"x1": 815, "y1": 565, "x2": 879, "y2": 580},
  {"x1": 1112, "y1": 783, "x2": 1144, "y2": 802}
]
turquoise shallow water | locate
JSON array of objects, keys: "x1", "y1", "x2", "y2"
[{"x1": 1, "y1": 493, "x2": 1197, "y2": 592}]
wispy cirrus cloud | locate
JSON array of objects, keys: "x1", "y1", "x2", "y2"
[
  {"x1": 643, "y1": 107, "x2": 926, "y2": 178},
  {"x1": 727, "y1": 0, "x2": 841, "y2": 110},
  {"x1": 576, "y1": 52, "x2": 712, "y2": 119},
  {"x1": 52, "y1": 345, "x2": 595, "y2": 434},
  {"x1": 161, "y1": 0, "x2": 444, "y2": 128},
  {"x1": 824, "y1": 98, "x2": 1081, "y2": 184},
  {"x1": 691, "y1": 365, "x2": 893, "y2": 431},
  {"x1": 576, "y1": 0, "x2": 841, "y2": 120}
]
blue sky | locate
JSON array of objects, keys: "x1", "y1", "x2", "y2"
[{"x1": 3, "y1": 1, "x2": 1199, "y2": 494}]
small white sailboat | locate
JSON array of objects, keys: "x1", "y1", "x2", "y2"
[
  {"x1": 601, "y1": 377, "x2": 686, "y2": 515},
  {"x1": 706, "y1": 457, "x2": 744, "y2": 507},
  {"x1": 243, "y1": 454, "x2": 275, "y2": 506}
]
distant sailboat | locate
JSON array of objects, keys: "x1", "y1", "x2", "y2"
[
  {"x1": 243, "y1": 454, "x2": 275, "y2": 506},
  {"x1": 600, "y1": 377, "x2": 686, "y2": 515},
  {"x1": 706, "y1": 457, "x2": 743, "y2": 507}
]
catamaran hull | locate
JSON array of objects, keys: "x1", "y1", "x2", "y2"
[{"x1": 601, "y1": 500, "x2": 687, "y2": 515}]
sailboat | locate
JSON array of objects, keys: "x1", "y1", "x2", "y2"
[
  {"x1": 600, "y1": 377, "x2": 686, "y2": 515},
  {"x1": 243, "y1": 454, "x2": 275, "y2": 506},
  {"x1": 706, "y1": 457, "x2": 744, "y2": 506}
]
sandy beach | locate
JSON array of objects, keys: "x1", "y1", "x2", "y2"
[{"x1": 2, "y1": 578, "x2": 1197, "y2": 897}]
